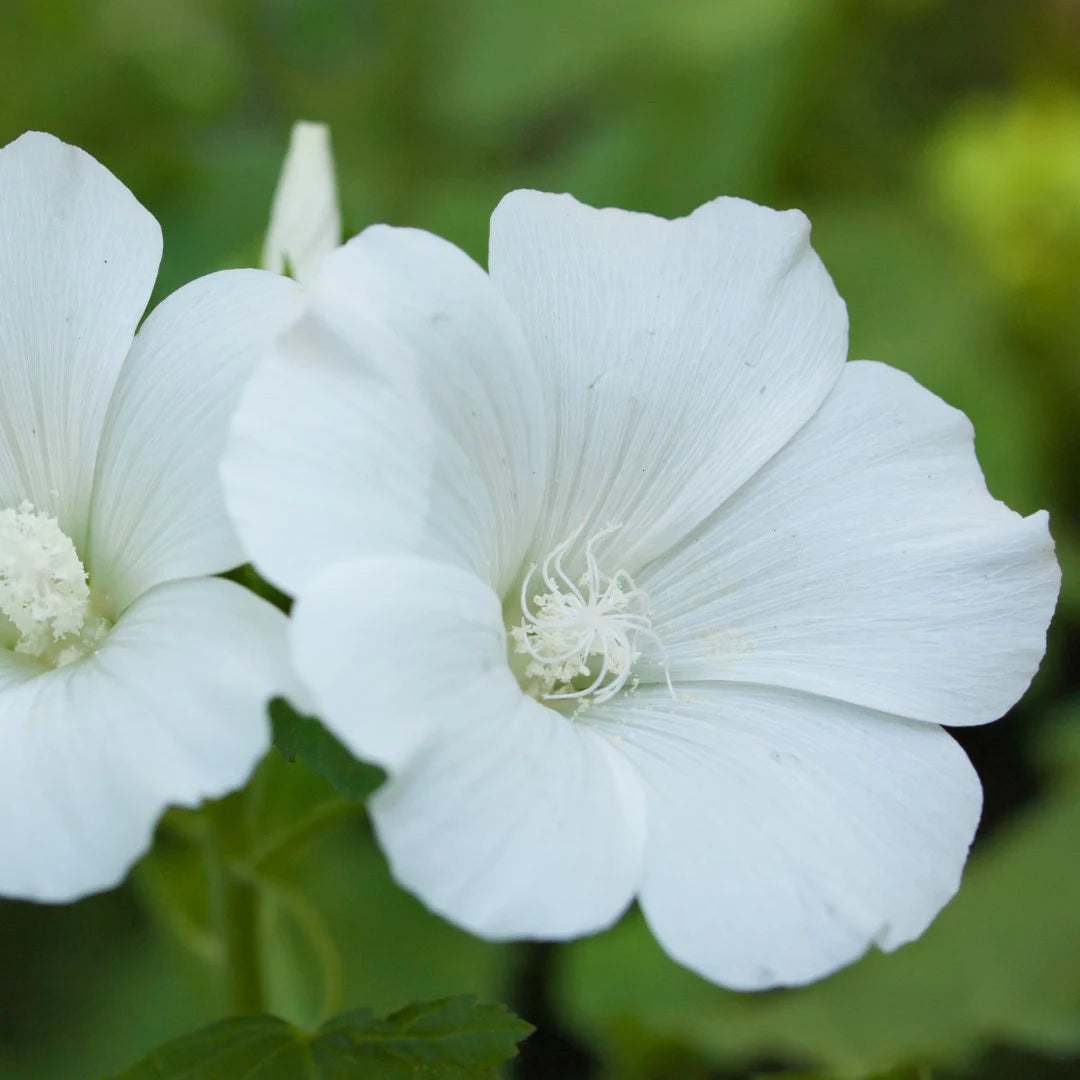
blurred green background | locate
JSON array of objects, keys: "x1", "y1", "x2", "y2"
[{"x1": 1, "y1": 1, "x2": 1078, "y2": 1077}]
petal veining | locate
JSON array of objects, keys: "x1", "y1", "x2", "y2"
[
  {"x1": 644, "y1": 361, "x2": 1060, "y2": 727},
  {"x1": 88, "y1": 269, "x2": 303, "y2": 613},
  {"x1": 489, "y1": 190, "x2": 848, "y2": 572},
  {"x1": 224, "y1": 227, "x2": 547, "y2": 597},
  {"x1": 0, "y1": 131, "x2": 161, "y2": 542},
  {"x1": 593, "y1": 682, "x2": 982, "y2": 990}
]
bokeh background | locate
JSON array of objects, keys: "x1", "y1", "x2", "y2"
[{"x1": 1, "y1": 1, "x2": 1078, "y2": 1077}]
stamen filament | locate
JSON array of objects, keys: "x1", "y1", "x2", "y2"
[{"x1": 511, "y1": 524, "x2": 674, "y2": 706}]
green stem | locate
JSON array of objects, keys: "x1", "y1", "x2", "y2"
[
  {"x1": 243, "y1": 796, "x2": 361, "y2": 871},
  {"x1": 239, "y1": 866, "x2": 344, "y2": 1026},
  {"x1": 204, "y1": 801, "x2": 264, "y2": 1016}
]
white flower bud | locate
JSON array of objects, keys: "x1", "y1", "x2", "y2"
[{"x1": 263, "y1": 120, "x2": 342, "y2": 285}]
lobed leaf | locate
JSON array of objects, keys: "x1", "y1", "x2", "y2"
[
  {"x1": 270, "y1": 697, "x2": 385, "y2": 801},
  {"x1": 107, "y1": 996, "x2": 532, "y2": 1079}
]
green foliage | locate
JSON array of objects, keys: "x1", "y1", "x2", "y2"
[
  {"x1": 270, "y1": 697, "x2": 385, "y2": 802},
  {"x1": 0, "y1": 768, "x2": 508, "y2": 1080},
  {"x1": 925, "y1": 89, "x2": 1080, "y2": 298},
  {"x1": 106, "y1": 997, "x2": 532, "y2": 1079},
  {"x1": 765, "y1": 1071, "x2": 933, "y2": 1080}
]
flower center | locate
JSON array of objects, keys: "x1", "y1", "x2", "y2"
[
  {"x1": 509, "y1": 525, "x2": 669, "y2": 706},
  {"x1": 0, "y1": 501, "x2": 109, "y2": 667}
]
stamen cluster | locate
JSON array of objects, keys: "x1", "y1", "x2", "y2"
[
  {"x1": 510, "y1": 526, "x2": 666, "y2": 704},
  {"x1": 0, "y1": 501, "x2": 107, "y2": 666}
]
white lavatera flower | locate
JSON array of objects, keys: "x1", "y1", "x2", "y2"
[
  {"x1": 0, "y1": 132, "x2": 303, "y2": 901},
  {"x1": 262, "y1": 121, "x2": 342, "y2": 286},
  {"x1": 222, "y1": 190, "x2": 1060, "y2": 990}
]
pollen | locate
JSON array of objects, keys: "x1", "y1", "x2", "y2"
[
  {"x1": 510, "y1": 525, "x2": 673, "y2": 705},
  {"x1": 0, "y1": 501, "x2": 108, "y2": 667}
]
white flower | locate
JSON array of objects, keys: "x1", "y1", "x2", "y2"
[
  {"x1": 222, "y1": 191, "x2": 1060, "y2": 989},
  {"x1": 262, "y1": 121, "x2": 342, "y2": 286},
  {"x1": 0, "y1": 132, "x2": 303, "y2": 901}
]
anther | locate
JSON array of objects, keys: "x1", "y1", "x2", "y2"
[{"x1": 0, "y1": 501, "x2": 108, "y2": 666}]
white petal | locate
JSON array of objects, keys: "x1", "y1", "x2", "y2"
[
  {"x1": 0, "y1": 132, "x2": 161, "y2": 541},
  {"x1": 224, "y1": 319, "x2": 439, "y2": 598},
  {"x1": 489, "y1": 190, "x2": 848, "y2": 569},
  {"x1": 372, "y1": 703, "x2": 644, "y2": 941},
  {"x1": 645, "y1": 361, "x2": 1061, "y2": 727},
  {"x1": 0, "y1": 577, "x2": 286, "y2": 901},
  {"x1": 87, "y1": 269, "x2": 303, "y2": 613},
  {"x1": 292, "y1": 554, "x2": 646, "y2": 938},
  {"x1": 595, "y1": 683, "x2": 982, "y2": 990},
  {"x1": 224, "y1": 227, "x2": 547, "y2": 597},
  {"x1": 263, "y1": 121, "x2": 342, "y2": 285},
  {"x1": 292, "y1": 555, "x2": 509, "y2": 771}
]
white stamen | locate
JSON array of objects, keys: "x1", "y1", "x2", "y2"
[
  {"x1": 511, "y1": 525, "x2": 674, "y2": 705},
  {"x1": 0, "y1": 501, "x2": 108, "y2": 666}
]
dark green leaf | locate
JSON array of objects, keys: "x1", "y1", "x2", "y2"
[
  {"x1": 220, "y1": 564, "x2": 292, "y2": 614},
  {"x1": 105, "y1": 1015, "x2": 310, "y2": 1079},
  {"x1": 270, "y1": 697, "x2": 385, "y2": 801},
  {"x1": 758, "y1": 1071, "x2": 932, "y2": 1080},
  {"x1": 107, "y1": 997, "x2": 532, "y2": 1079},
  {"x1": 313, "y1": 997, "x2": 535, "y2": 1077}
]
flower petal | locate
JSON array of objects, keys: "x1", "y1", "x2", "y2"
[
  {"x1": 488, "y1": 190, "x2": 848, "y2": 569},
  {"x1": 292, "y1": 555, "x2": 508, "y2": 771},
  {"x1": 0, "y1": 578, "x2": 286, "y2": 901},
  {"x1": 595, "y1": 683, "x2": 981, "y2": 990},
  {"x1": 263, "y1": 121, "x2": 342, "y2": 286},
  {"x1": 372, "y1": 701, "x2": 645, "y2": 941},
  {"x1": 224, "y1": 227, "x2": 547, "y2": 597},
  {"x1": 0, "y1": 131, "x2": 161, "y2": 541},
  {"x1": 87, "y1": 269, "x2": 303, "y2": 613},
  {"x1": 292, "y1": 554, "x2": 645, "y2": 938},
  {"x1": 645, "y1": 361, "x2": 1060, "y2": 727}
]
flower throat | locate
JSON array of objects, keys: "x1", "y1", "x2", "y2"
[{"x1": 509, "y1": 525, "x2": 669, "y2": 707}]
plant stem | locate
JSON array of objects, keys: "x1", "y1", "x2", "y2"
[
  {"x1": 204, "y1": 799, "x2": 264, "y2": 1016},
  {"x1": 244, "y1": 796, "x2": 361, "y2": 871}
]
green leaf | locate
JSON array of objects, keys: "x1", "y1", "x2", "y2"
[
  {"x1": 759, "y1": 1071, "x2": 933, "y2": 1080},
  {"x1": 107, "y1": 997, "x2": 533, "y2": 1079},
  {"x1": 220, "y1": 564, "x2": 292, "y2": 614},
  {"x1": 315, "y1": 997, "x2": 534, "y2": 1076},
  {"x1": 270, "y1": 697, "x2": 385, "y2": 801},
  {"x1": 105, "y1": 1015, "x2": 308, "y2": 1079}
]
